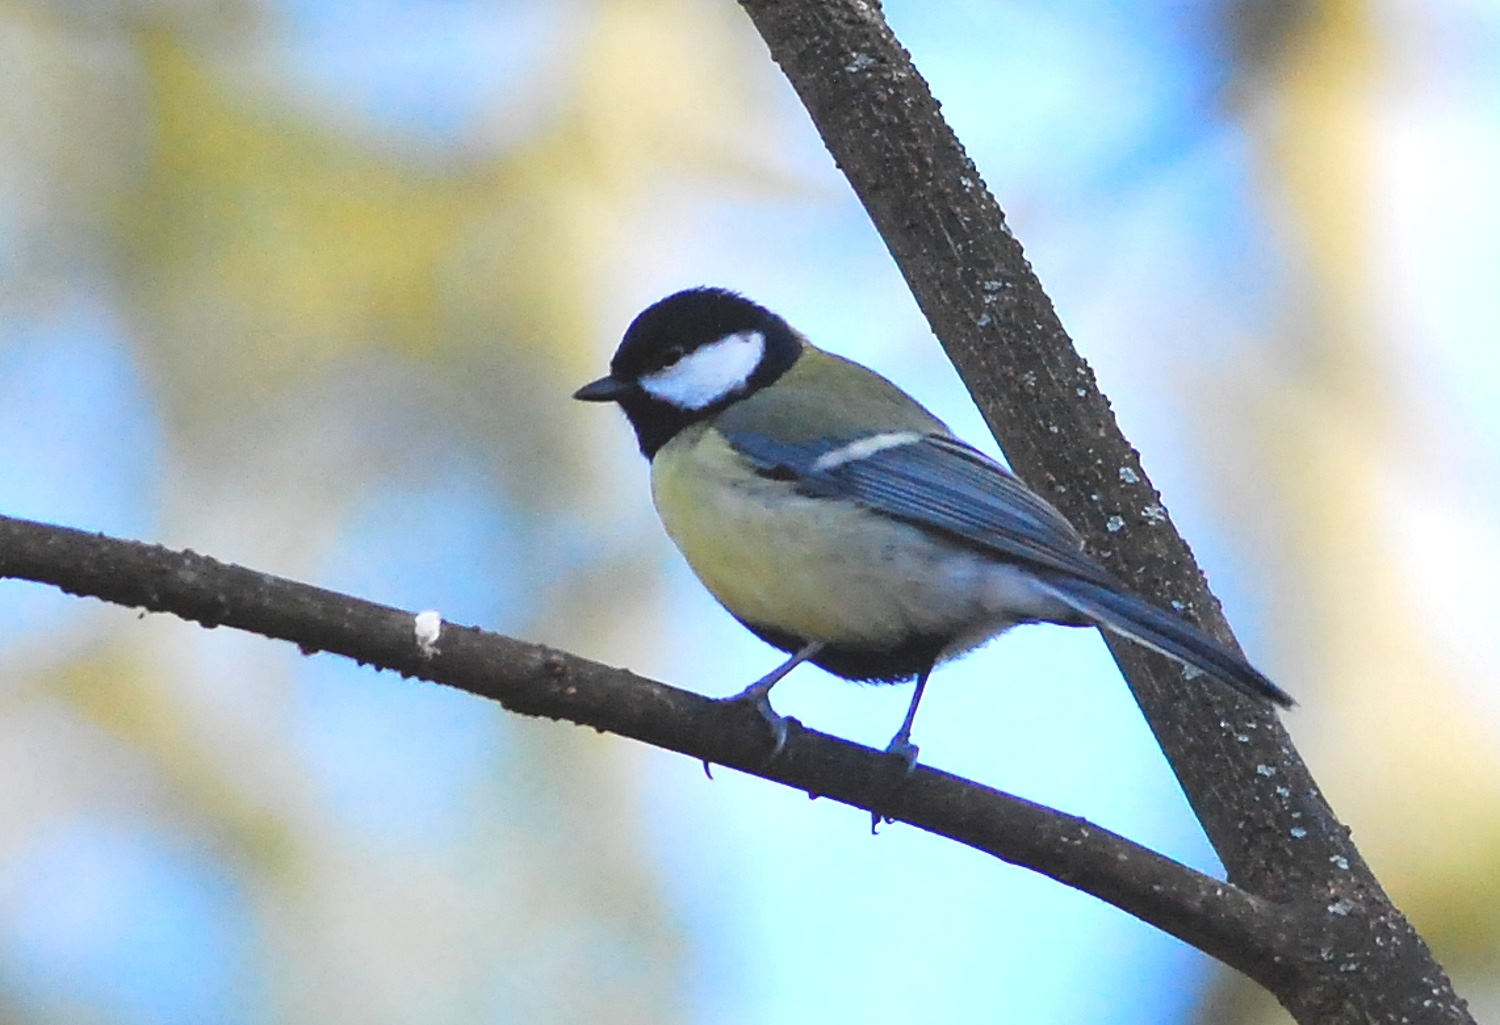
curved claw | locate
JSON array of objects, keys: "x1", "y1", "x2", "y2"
[
  {"x1": 717, "y1": 642, "x2": 822, "y2": 762},
  {"x1": 871, "y1": 734, "x2": 921, "y2": 834},
  {"x1": 884, "y1": 736, "x2": 920, "y2": 776},
  {"x1": 718, "y1": 689, "x2": 790, "y2": 759}
]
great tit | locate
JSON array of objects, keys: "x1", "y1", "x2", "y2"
[{"x1": 576, "y1": 287, "x2": 1293, "y2": 765}]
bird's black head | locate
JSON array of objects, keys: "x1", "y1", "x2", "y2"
[{"x1": 573, "y1": 287, "x2": 803, "y2": 457}]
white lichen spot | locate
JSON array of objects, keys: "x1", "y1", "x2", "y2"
[
  {"x1": 1021, "y1": 370, "x2": 1038, "y2": 387},
  {"x1": 976, "y1": 312, "x2": 992, "y2": 327},
  {"x1": 1118, "y1": 466, "x2": 1140, "y2": 484},
  {"x1": 845, "y1": 53, "x2": 876, "y2": 73},
  {"x1": 959, "y1": 176, "x2": 974, "y2": 188},
  {"x1": 1075, "y1": 387, "x2": 1087, "y2": 397},
  {"x1": 1256, "y1": 764, "x2": 1277, "y2": 777},
  {"x1": 1181, "y1": 665, "x2": 1204, "y2": 680},
  {"x1": 1235, "y1": 733, "x2": 1250, "y2": 744},
  {"x1": 414, "y1": 610, "x2": 443, "y2": 658},
  {"x1": 1170, "y1": 600, "x2": 1185, "y2": 612},
  {"x1": 1330, "y1": 854, "x2": 1350, "y2": 870},
  {"x1": 1275, "y1": 785, "x2": 1291, "y2": 798},
  {"x1": 1328, "y1": 899, "x2": 1353, "y2": 916},
  {"x1": 1290, "y1": 826, "x2": 1307, "y2": 839},
  {"x1": 1105, "y1": 515, "x2": 1126, "y2": 533},
  {"x1": 982, "y1": 279, "x2": 1004, "y2": 293},
  {"x1": 1142, "y1": 503, "x2": 1167, "y2": 524},
  {"x1": 1047, "y1": 424, "x2": 1060, "y2": 434}
]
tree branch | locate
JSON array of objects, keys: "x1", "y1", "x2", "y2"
[
  {"x1": 732, "y1": 0, "x2": 1471, "y2": 1022},
  {"x1": 4, "y1": 511, "x2": 1311, "y2": 986}
]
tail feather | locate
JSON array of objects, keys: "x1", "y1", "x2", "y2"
[{"x1": 1034, "y1": 577, "x2": 1295, "y2": 709}]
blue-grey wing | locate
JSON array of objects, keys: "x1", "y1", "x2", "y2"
[
  {"x1": 726, "y1": 430, "x2": 1113, "y2": 584},
  {"x1": 722, "y1": 427, "x2": 1296, "y2": 708}
]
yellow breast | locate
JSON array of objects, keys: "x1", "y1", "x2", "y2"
[{"x1": 649, "y1": 425, "x2": 990, "y2": 648}]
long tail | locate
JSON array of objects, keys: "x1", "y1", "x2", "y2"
[{"x1": 1033, "y1": 577, "x2": 1295, "y2": 708}]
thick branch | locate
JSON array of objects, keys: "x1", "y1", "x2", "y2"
[
  {"x1": 732, "y1": 1, "x2": 1470, "y2": 1022},
  {"x1": 5, "y1": 511, "x2": 1310, "y2": 986}
]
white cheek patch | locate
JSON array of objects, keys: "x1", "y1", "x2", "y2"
[{"x1": 640, "y1": 331, "x2": 766, "y2": 409}]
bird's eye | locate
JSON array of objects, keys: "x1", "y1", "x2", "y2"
[{"x1": 661, "y1": 345, "x2": 686, "y2": 366}]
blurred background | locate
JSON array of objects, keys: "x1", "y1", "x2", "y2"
[{"x1": 0, "y1": 0, "x2": 1497, "y2": 1021}]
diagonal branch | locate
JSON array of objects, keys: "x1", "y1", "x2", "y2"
[
  {"x1": 734, "y1": 0, "x2": 1335, "y2": 892},
  {"x1": 731, "y1": 1, "x2": 1470, "y2": 1022},
  {"x1": 2, "y1": 511, "x2": 1307, "y2": 986}
]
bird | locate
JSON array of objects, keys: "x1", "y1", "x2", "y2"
[{"x1": 574, "y1": 287, "x2": 1293, "y2": 767}]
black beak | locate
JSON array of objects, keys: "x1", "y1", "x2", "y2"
[{"x1": 573, "y1": 375, "x2": 633, "y2": 402}]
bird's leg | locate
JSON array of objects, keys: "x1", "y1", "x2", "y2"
[
  {"x1": 884, "y1": 665, "x2": 932, "y2": 773},
  {"x1": 871, "y1": 665, "x2": 934, "y2": 832},
  {"x1": 719, "y1": 641, "x2": 825, "y2": 759}
]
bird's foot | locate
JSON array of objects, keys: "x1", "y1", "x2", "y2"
[
  {"x1": 717, "y1": 686, "x2": 792, "y2": 760},
  {"x1": 709, "y1": 643, "x2": 821, "y2": 766},
  {"x1": 884, "y1": 735, "x2": 920, "y2": 776},
  {"x1": 869, "y1": 733, "x2": 920, "y2": 833}
]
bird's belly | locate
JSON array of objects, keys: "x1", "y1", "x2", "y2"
[{"x1": 650, "y1": 436, "x2": 1072, "y2": 653}]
